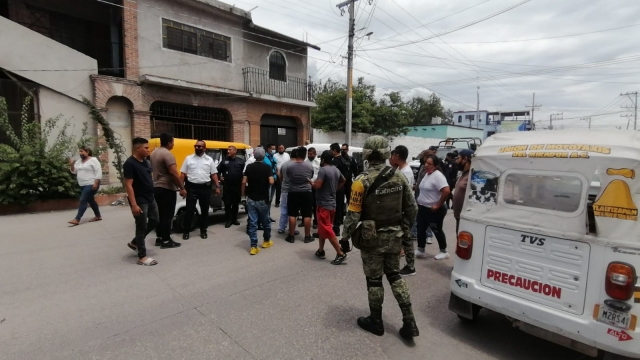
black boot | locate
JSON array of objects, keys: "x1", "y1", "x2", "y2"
[
  {"x1": 357, "y1": 307, "x2": 384, "y2": 336},
  {"x1": 399, "y1": 304, "x2": 419, "y2": 339}
]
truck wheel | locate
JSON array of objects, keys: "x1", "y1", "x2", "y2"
[
  {"x1": 457, "y1": 305, "x2": 481, "y2": 324},
  {"x1": 175, "y1": 211, "x2": 197, "y2": 233}
]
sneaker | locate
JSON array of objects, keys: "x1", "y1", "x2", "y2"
[
  {"x1": 399, "y1": 265, "x2": 416, "y2": 276},
  {"x1": 269, "y1": 218, "x2": 276, "y2": 223},
  {"x1": 262, "y1": 240, "x2": 274, "y2": 248},
  {"x1": 357, "y1": 316, "x2": 384, "y2": 336},
  {"x1": 200, "y1": 232, "x2": 207, "y2": 239},
  {"x1": 182, "y1": 233, "x2": 190, "y2": 240},
  {"x1": 313, "y1": 232, "x2": 319, "y2": 238},
  {"x1": 232, "y1": 220, "x2": 240, "y2": 226},
  {"x1": 415, "y1": 249, "x2": 427, "y2": 258},
  {"x1": 331, "y1": 253, "x2": 348, "y2": 265},
  {"x1": 315, "y1": 250, "x2": 326, "y2": 259},
  {"x1": 285, "y1": 235, "x2": 295, "y2": 243},
  {"x1": 278, "y1": 229, "x2": 285, "y2": 234},
  {"x1": 298, "y1": 222, "x2": 304, "y2": 228},
  {"x1": 303, "y1": 236, "x2": 314, "y2": 243},
  {"x1": 155, "y1": 237, "x2": 163, "y2": 247},
  {"x1": 161, "y1": 240, "x2": 182, "y2": 249},
  {"x1": 225, "y1": 221, "x2": 232, "y2": 228},
  {"x1": 426, "y1": 237, "x2": 433, "y2": 245},
  {"x1": 434, "y1": 252, "x2": 450, "y2": 260},
  {"x1": 250, "y1": 247, "x2": 260, "y2": 255}
]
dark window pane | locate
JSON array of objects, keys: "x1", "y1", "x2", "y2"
[
  {"x1": 200, "y1": 35, "x2": 214, "y2": 58},
  {"x1": 212, "y1": 38, "x2": 228, "y2": 61},
  {"x1": 269, "y1": 52, "x2": 286, "y2": 81}
]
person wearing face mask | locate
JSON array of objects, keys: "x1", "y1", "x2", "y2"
[
  {"x1": 68, "y1": 146, "x2": 102, "y2": 225},
  {"x1": 264, "y1": 143, "x2": 278, "y2": 223},
  {"x1": 452, "y1": 149, "x2": 473, "y2": 235},
  {"x1": 273, "y1": 144, "x2": 290, "y2": 208},
  {"x1": 305, "y1": 147, "x2": 321, "y2": 229},
  {"x1": 180, "y1": 140, "x2": 220, "y2": 240},
  {"x1": 415, "y1": 155, "x2": 451, "y2": 260}
]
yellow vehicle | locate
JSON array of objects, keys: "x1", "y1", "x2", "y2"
[{"x1": 149, "y1": 138, "x2": 253, "y2": 232}]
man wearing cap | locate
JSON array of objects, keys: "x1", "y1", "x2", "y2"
[
  {"x1": 242, "y1": 148, "x2": 274, "y2": 255},
  {"x1": 453, "y1": 149, "x2": 473, "y2": 234}
]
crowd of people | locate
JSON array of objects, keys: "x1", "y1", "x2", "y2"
[{"x1": 68, "y1": 132, "x2": 472, "y2": 269}]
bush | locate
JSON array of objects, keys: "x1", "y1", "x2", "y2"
[
  {"x1": 97, "y1": 185, "x2": 125, "y2": 195},
  {"x1": 0, "y1": 96, "x2": 79, "y2": 205}
]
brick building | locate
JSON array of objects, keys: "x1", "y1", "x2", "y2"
[{"x1": 0, "y1": 0, "x2": 317, "y2": 184}]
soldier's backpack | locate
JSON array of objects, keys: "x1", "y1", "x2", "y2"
[{"x1": 351, "y1": 166, "x2": 396, "y2": 250}]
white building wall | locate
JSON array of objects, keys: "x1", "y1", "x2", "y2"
[{"x1": 312, "y1": 130, "x2": 442, "y2": 160}]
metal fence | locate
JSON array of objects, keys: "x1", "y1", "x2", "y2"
[{"x1": 242, "y1": 67, "x2": 313, "y2": 102}]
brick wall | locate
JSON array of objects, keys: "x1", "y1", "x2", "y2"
[
  {"x1": 131, "y1": 110, "x2": 152, "y2": 138},
  {"x1": 123, "y1": 0, "x2": 139, "y2": 81}
]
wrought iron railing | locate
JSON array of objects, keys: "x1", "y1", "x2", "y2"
[{"x1": 242, "y1": 67, "x2": 313, "y2": 102}]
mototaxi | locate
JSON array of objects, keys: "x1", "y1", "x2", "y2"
[{"x1": 449, "y1": 130, "x2": 640, "y2": 359}]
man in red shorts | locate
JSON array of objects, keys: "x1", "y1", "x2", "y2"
[{"x1": 311, "y1": 150, "x2": 348, "y2": 265}]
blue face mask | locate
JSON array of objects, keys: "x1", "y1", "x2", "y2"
[{"x1": 80, "y1": 154, "x2": 87, "y2": 160}]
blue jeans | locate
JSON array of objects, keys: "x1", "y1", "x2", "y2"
[
  {"x1": 279, "y1": 192, "x2": 289, "y2": 232},
  {"x1": 247, "y1": 199, "x2": 271, "y2": 248},
  {"x1": 75, "y1": 185, "x2": 101, "y2": 220}
]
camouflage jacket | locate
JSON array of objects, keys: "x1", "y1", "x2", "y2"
[{"x1": 343, "y1": 163, "x2": 418, "y2": 241}]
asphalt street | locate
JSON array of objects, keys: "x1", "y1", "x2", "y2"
[{"x1": 0, "y1": 205, "x2": 586, "y2": 360}]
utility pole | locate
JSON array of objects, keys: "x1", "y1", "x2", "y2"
[
  {"x1": 337, "y1": 0, "x2": 358, "y2": 145},
  {"x1": 621, "y1": 92, "x2": 638, "y2": 130},
  {"x1": 581, "y1": 116, "x2": 592, "y2": 129},
  {"x1": 476, "y1": 81, "x2": 480, "y2": 129},
  {"x1": 525, "y1": 93, "x2": 541, "y2": 123},
  {"x1": 549, "y1": 113, "x2": 563, "y2": 130}
]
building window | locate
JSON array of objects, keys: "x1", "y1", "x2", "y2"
[
  {"x1": 269, "y1": 51, "x2": 287, "y2": 81},
  {"x1": 457, "y1": 115, "x2": 462, "y2": 123},
  {"x1": 162, "y1": 19, "x2": 231, "y2": 62}
]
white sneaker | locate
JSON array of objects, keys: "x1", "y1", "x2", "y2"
[
  {"x1": 426, "y1": 237, "x2": 433, "y2": 245},
  {"x1": 434, "y1": 252, "x2": 450, "y2": 260},
  {"x1": 415, "y1": 249, "x2": 427, "y2": 258}
]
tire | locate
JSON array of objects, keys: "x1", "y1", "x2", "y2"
[{"x1": 174, "y1": 211, "x2": 197, "y2": 233}]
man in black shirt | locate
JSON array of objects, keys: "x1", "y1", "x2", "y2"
[
  {"x1": 242, "y1": 148, "x2": 274, "y2": 255},
  {"x1": 330, "y1": 143, "x2": 351, "y2": 238},
  {"x1": 124, "y1": 137, "x2": 159, "y2": 266},
  {"x1": 217, "y1": 145, "x2": 245, "y2": 228}
]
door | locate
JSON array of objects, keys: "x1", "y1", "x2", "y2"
[{"x1": 260, "y1": 114, "x2": 298, "y2": 147}]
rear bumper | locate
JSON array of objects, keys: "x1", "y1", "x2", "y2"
[{"x1": 450, "y1": 270, "x2": 640, "y2": 358}]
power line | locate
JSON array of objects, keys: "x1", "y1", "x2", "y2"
[{"x1": 363, "y1": 0, "x2": 532, "y2": 51}]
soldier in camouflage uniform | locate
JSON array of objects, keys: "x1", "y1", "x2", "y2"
[{"x1": 341, "y1": 136, "x2": 420, "y2": 339}]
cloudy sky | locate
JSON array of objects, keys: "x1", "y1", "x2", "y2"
[{"x1": 234, "y1": 0, "x2": 640, "y2": 130}]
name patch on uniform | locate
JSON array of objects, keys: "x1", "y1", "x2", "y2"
[
  {"x1": 376, "y1": 186, "x2": 402, "y2": 195},
  {"x1": 348, "y1": 180, "x2": 365, "y2": 213}
]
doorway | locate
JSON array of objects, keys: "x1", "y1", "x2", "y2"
[{"x1": 260, "y1": 114, "x2": 298, "y2": 147}]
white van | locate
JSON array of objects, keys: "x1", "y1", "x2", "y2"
[{"x1": 450, "y1": 130, "x2": 639, "y2": 359}]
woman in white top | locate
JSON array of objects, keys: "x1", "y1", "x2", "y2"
[
  {"x1": 68, "y1": 146, "x2": 103, "y2": 225},
  {"x1": 415, "y1": 155, "x2": 451, "y2": 260}
]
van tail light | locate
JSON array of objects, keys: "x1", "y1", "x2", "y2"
[
  {"x1": 456, "y1": 231, "x2": 473, "y2": 260},
  {"x1": 605, "y1": 262, "x2": 636, "y2": 301}
]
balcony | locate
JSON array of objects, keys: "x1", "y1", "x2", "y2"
[{"x1": 243, "y1": 67, "x2": 313, "y2": 102}]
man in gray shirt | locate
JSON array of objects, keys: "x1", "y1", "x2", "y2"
[
  {"x1": 285, "y1": 147, "x2": 314, "y2": 243},
  {"x1": 312, "y1": 150, "x2": 346, "y2": 264},
  {"x1": 277, "y1": 149, "x2": 300, "y2": 236}
]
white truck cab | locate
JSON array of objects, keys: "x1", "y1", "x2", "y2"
[{"x1": 450, "y1": 130, "x2": 640, "y2": 359}]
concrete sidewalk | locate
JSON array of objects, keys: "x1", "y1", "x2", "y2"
[{"x1": 0, "y1": 206, "x2": 581, "y2": 359}]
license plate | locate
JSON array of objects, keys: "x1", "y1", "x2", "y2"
[{"x1": 596, "y1": 305, "x2": 633, "y2": 330}]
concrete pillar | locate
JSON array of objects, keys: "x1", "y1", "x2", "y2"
[
  {"x1": 123, "y1": 0, "x2": 139, "y2": 81},
  {"x1": 131, "y1": 110, "x2": 152, "y2": 139}
]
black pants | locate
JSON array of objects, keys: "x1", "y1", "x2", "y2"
[
  {"x1": 154, "y1": 187, "x2": 177, "y2": 241},
  {"x1": 184, "y1": 184, "x2": 212, "y2": 233},
  {"x1": 311, "y1": 188, "x2": 317, "y2": 224},
  {"x1": 133, "y1": 200, "x2": 159, "y2": 259},
  {"x1": 334, "y1": 188, "x2": 345, "y2": 229},
  {"x1": 344, "y1": 181, "x2": 352, "y2": 206},
  {"x1": 417, "y1": 205, "x2": 448, "y2": 251},
  {"x1": 223, "y1": 184, "x2": 241, "y2": 222},
  {"x1": 275, "y1": 180, "x2": 282, "y2": 206}
]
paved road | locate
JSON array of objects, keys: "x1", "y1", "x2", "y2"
[{"x1": 0, "y1": 205, "x2": 584, "y2": 360}]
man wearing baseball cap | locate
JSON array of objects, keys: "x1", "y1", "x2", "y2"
[{"x1": 453, "y1": 149, "x2": 474, "y2": 234}]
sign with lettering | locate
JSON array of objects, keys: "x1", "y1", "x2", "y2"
[{"x1": 498, "y1": 144, "x2": 611, "y2": 159}]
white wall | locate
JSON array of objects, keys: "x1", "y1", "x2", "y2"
[
  {"x1": 0, "y1": 16, "x2": 96, "y2": 101},
  {"x1": 312, "y1": 130, "x2": 442, "y2": 160},
  {"x1": 39, "y1": 87, "x2": 95, "y2": 155},
  {"x1": 105, "y1": 97, "x2": 133, "y2": 184}
]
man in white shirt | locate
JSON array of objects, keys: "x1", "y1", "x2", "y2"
[
  {"x1": 390, "y1": 145, "x2": 418, "y2": 276},
  {"x1": 180, "y1": 140, "x2": 220, "y2": 240},
  {"x1": 273, "y1": 144, "x2": 290, "y2": 207},
  {"x1": 305, "y1": 147, "x2": 321, "y2": 229}
]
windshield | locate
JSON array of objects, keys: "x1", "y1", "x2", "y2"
[{"x1": 503, "y1": 173, "x2": 584, "y2": 213}]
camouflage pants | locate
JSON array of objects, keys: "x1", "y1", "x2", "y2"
[
  {"x1": 402, "y1": 235, "x2": 415, "y2": 269},
  {"x1": 361, "y1": 247, "x2": 413, "y2": 318}
]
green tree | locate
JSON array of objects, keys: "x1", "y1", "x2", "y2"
[
  {"x1": 407, "y1": 93, "x2": 445, "y2": 126},
  {"x1": 441, "y1": 109, "x2": 454, "y2": 125},
  {"x1": 311, "y1": 77, "x2": 409, "y2": 136}
]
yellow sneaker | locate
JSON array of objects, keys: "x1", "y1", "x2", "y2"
[
  {"x1": 250, "y1": 247, "x2": 260, "y2": 255},
  {"x1": 262, "y1": 240, "x2": 273, "y2": 249}
]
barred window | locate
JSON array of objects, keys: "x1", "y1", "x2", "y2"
[
  {"x1": 162, "y1": 19, "x2": 231, "y2": 62},
  {"x1": 269, "y1": 51, "x2": 287, "y2": 81}
]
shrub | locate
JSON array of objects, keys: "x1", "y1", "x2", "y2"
[{"x1": 0, "y1": 96, "x2": 79, "y2": 205}]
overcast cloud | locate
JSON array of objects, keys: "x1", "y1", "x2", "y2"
[{"x1": 236, "y1": 0, "x2": 640, "y2": 130}]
